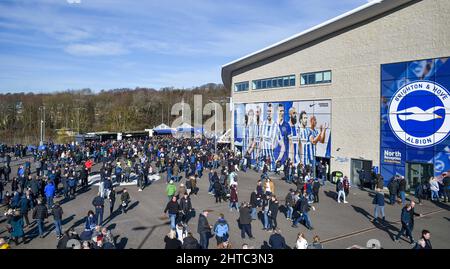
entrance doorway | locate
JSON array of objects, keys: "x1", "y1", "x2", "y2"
[
  {"x1": 406, "y1": 162, "x2": 434, "y2": 193},
  {"x1": 315, "y1": 157, "x2": 331, "y2": 182},
  {"x1": 350, "y1": 159, "x2": 373, "y2": 187}
]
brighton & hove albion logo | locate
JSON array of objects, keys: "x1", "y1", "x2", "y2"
[{"x1": 388, "y1": 81, "x2": 450, "y2": 148}]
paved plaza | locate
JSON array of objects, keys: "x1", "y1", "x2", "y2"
[{"x1": 1, "y1": 157, "x2": 449, "y2": 249}]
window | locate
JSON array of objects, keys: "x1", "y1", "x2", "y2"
[
  {"x1": 300, "y1": 70, "x2": 332, "y2": 85},
  {"x1": 252, "y1": 75, "x2": 296, "y2": 90},
  {"x1": 234, "y1": 81, "x2": 249, "y2": 92}
]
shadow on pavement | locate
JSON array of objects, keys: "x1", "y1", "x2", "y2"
[
  {"x1": 323, "y1": 190, "x2": 337, "y2": 201},
  {"x1": 136, "y1": 222, "x2": 171, "y2": 249},
  {"x1": 127, "y1": 201, "x2": 139, "y2": 211},
  {"x1": 351, "y1": 205, "x2": 373, "y2": 221}
]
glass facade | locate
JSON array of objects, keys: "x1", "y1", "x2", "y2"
[
  {"x1": 300, "y1": 70, "x2": 332, "y2": 85},
  {"x1": 234, "y1": 81, "x2": 249, "y2": 92},
  {"x1": 252, "y1": 75, "x2": 295, "y2": 90}
]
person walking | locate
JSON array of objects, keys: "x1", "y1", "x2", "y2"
[
  {"x1": 197, "y1": 210, "x2": 212, "y2": 249},
  {"x1": 394, "y1": 203, "x2": 420, "y2": 245},
  {"x1": 120, "y1": 188, "x2": 130, "y2": 214},
  {"x1": 51, "y1": 202, "x2": 64, "y2": 239},
  {"x1": 343, "y1": 176, "x2": 350, "y2": 197},
  {"x1": 229, "y1": 184, "x2": 239, "y2": 212},
  {"x1": 292, "y1": 191, "x2": 315, "y2": 230},
  {"x1": 268, "y1": 195, "x2": 279, "y2": 230},
  {"x1": 238, "y1": 202, "x2": 254, "y2": 240},
  {"x1": 166, "y1": 180, "x2": 176, "y2": 202},
  {"x1": 295, "y1": 232, "x2": 308, "y2": 249},
  {"x1": 108, "y1": 187, "x2": 116, "y2": 215},
  {"x1": 415, "y1": 180, "x2": 424, "y2": 205},
  {"x1": 262, "y1": 194, "x2": 271, "y2": 231},
  {"x1": 19, "y1": 193, "x2": 31, "y2": 227},
  {"x1": 285, "y1": 189, "x2": 295, "y2": 221},
  {"x1": 388, "y1": 177, "x2": 399, "y2": 205},
  {"x1": 32, "y1": 199, "x2": 48, "y2": 238},
  {"x1": 312, "y1": 179, "x2": 320, "y2": 203},
  {"x1": 164, "y1": 196, "x2": 180, "y2": 230},
  {"x1": 213, "y1": 178, "x2": 223, "y2": 203},
  {"x1": 213, "y1": 214, "x2": 229, "y2": 247},
  {"x1": 44, "y1": 180, "x2": 55, "y2": 209},
  {"x1": 92, "y1": 193, "x2": 105, "y2": 225},
  {"x1": 9, "y1": 210, "x2": 26, "y2": 245},
  {"x1": 179, "y1": 192, "x2": 192, "y2": 224},
  {"x1": 336, "y1": 178, "x2": 348, "y2": 203},
  {"x1": 372, "y1": 188, "x2": 386, "y2": 223},
  {"x1": 249, "y1": 189, "x2": 259, "y2": 220},
  {"x1": 429, "y1": 177, "x2": 440, "y2": 202}
]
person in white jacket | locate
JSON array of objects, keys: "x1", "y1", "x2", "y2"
[
  {"x1": 295, "y1": 232, "x2": 308, "y2": 249},
  {"x1": 429, "y1": 177, "x2": 440, "y2": 202}
]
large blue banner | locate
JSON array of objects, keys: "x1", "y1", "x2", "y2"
[
  {"x1": 234, "y1": 100, "x2": 331, "y2": 170},
  {"x1": 381, "y1": 57, "x2": 450, "y2": 183}
]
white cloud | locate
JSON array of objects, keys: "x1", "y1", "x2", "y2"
[{"x1": 64, "y1": 42, "x2": 128, "y2": 56}]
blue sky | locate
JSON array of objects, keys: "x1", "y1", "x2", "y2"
[{"x1": 0, "y1": 0, "x2": 369, "y2": 93}]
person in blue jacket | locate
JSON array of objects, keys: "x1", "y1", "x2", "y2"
[
  {"x1": 44, "y1": 181, "x2": 55, "y2": 209},
  {"x1": 84, "y1": 210, "x2": 97, "y2": 232},
  {"x1": 372, "y1": 188, "x2": 385, "y2": 223}
]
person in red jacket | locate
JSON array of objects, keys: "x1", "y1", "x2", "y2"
[
  {"x1": 229, "y1": 184, "x2": 239, "y2": 212},
  {"x1": 85, "y1": 159, "x2": 93, "y2": 173}
]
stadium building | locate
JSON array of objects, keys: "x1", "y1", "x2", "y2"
[{"x1": 221, "y1": 0, "x2": 450, "y2": 190}]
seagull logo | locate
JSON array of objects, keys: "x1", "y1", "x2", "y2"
[
  {"x1": 388, "y1": 80, "x2": 450, "y2": 148},
  {"x1": 393, "y1": 106, "x2": 448, "y2": 122}
]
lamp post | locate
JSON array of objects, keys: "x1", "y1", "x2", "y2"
[
  {"x1": 209, "y1": 100, "x2": 218, "y2": 154},
  {"x1": 39, "y1": 106, "x2": 46, "y2": 144}
]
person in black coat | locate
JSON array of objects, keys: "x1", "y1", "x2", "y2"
[
  {"x1": 213, "y1": 180, "x2": 222, "y2": 203},
  {"x1": 388, "y1": 177, "x2": 399, "y2": 205},
  {"x1": 238, "y1": 202, "x2": 254, "y2": 239},
  {"x1": 182, "y1": 232, "x2": 200, "y2": 249},
  {"x1": 249, "y1": 190, "x2": 258, "y2": 220},
  {"x1": 164, "y1": 230, "x2": 182, "y2": 249},
  {"x1": 164, "y1": 196, "x2": 180, "y2": 230},
  {"x1": 268, "y1": 196, "x2": 279, "y2": 230},
  {"x1": 312, "y1": 179, "x2": 320, "y2": 203},
  {"x1": 420, "y1": 229, "x2": 432, "y2": 249},
  {"x1": 51, "y1": 202, "x2": 64, "y2": 238},
  {"x1": 197, "y1": 210, "x2": 212, "y2": 249},
  {"x1": 80, "y1": 167, "x2": 89, "y2": 188},
  {"x1": 269, "y1": 229, "x2": 287, "y2": 249},
  {"x1": 395, "y1": 204, "x2": 415, "y2": 244},
  {"x1": 179, "y1": 193, "x2": 192, "y2": 224},
  {"x1": 92, "y1": 194, "x2": 105, "y2": 225},
  {"x1": 32, "y1": 199, "x2": 48, "y2": 238}
]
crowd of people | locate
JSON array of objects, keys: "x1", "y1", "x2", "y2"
[{"x1": 0, "y1": 135, "x2": 445, "y2": 249}]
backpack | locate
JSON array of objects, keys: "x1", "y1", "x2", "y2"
[
  {"x1": 215, "y1": 223, "x2": 228, "y2": 237},
  {"x1": 115, "y1": 166, "x2": 122, "y2": 174}
]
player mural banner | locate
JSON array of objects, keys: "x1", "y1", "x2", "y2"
[
  {"x1": 380, "y1": 57, "x2": 450, "y2": 182},
  {"x1": 234, "y1": 100, "x2": 331, "y2": 170}
]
